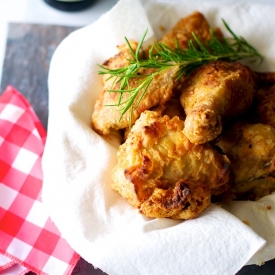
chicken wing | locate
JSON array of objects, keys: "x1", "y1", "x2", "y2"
[
  {"x1": 180, "y1": 61, "x2": 257, "y2": 144},
  {"x1": 112, "y1": 111, "x2": 233, "y2": 219}
]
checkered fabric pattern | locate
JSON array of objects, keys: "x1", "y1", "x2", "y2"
[{"x1": 0, "y1": 86, "x2": 80, "y2": 275}]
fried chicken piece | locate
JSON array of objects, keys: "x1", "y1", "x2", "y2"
[
  {"x1": 215, "y1": 123, "x2": 275, "y2": 200},
  {"x1": 254, "y1": 84, "x2": 275, "y2": 128},
  {"x1": 233, "y1": 177, "x2": 275, "y2": 201},
  {"x1": 255, "y1": 71, "x2": 275, "y2": 85},
  {"x1": 123, "y1": 96, "x2": 186, "y2": 142},
  {"x1": 161, "y1": 96, "x2": 186, "y2": 121},
  {"x1": 101, "y1": 41, "x2": 140, "y2": 81},
  {"x1": 91, "y1": 41, "x2": 178, "y2": 135},
  {"x1": 124, "y1": 95, "x2": 186, "y2": 142},
  {"x1": 160, "y1": 11, "x2": 224, "y2": 98},
  {"x1": 160, "y1": 11, "x2": 223, "y2": 50},
  {"x1": 180, "y1": 61, "x2": 257, "y2": 144},
  {"x1": 112, "y1": 111, "x2": 233, "y2": 219}
]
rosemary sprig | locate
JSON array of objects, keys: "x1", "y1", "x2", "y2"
[{"x1": 98, "y1": 20, "x2": 263, "y2": 122}]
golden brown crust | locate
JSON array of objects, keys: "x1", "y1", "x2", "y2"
[
  {"x1": 254, "y1": 85, "x2": 275, "y2": 128},
  {"x1": 112, "y1": 111, "x2": 233, "y2": 219},
  {"x1": 161, "y1": 11, "x2": 224, "y2": 99},
  {"x1": 215, "y1": 123, "x2": 275, "y2": 186},
  {"x1": 233, "y1": 177, "x2": 275, "y2": 201},
  {"x1": 161, "y1": 96, "x2": 186, "y2": 121},
  {"x1": 256, "y1": 71, "x2": 275, "y2": 85},
  {"x1": 91, "y1": 41, "x2": 178, "y2": 135},
  {"x1": 91, "y1": 12, "x2": 226, "y2": 137},
  {"x1": 160, "y1": 11, "x2": 223, "y2": 50},
  {"x1": 180, "y1": 61, "x2": 257, "y2": 144}
]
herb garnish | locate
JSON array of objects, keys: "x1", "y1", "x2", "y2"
[{"x1": 98, "y1": 20, "x2": 263, "y2": 122}]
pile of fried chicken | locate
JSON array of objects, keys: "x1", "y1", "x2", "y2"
[{"x1": 91, "y1": 12, "x2": 275, "y2": 220}]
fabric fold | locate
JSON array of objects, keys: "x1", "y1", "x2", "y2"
[{"x1": 0, "y1": 86, "x2": 79, "y2": 275}]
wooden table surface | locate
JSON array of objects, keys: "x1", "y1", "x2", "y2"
[{"x1": 0, "y1": 22, "x2": 275, "y2": 275}]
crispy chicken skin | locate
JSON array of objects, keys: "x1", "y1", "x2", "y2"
[
  {"x1": 91, "y1": 41, "x2": 178, "y2": 135},
  {"x1": 160, "y1": 11, "x2": 223, "y2": 50},
  {"x1": 180, "y1": 61, "x2": 257, "y2": 144},
  {"x1": 160, "y1": 11, "x2": 224, "y2": 98},
  {"x1": 161, "y1": 96, "x2": 186, "y2": 121},
  {"x1": 215, "y1": 123, "x2": 275, "y2": 198},
  {"x1": 233, "y1": 177, "x2": 275, "y2": 201},
  {"x1": 122, "y1": 96, "x2": 186, "y2": 142},
  {"x1": 112, "y1": 111, "x2": 233, "y2": 219},
  {"x1": 254, "y1": 84, "x2": 275, "y2": 128}
]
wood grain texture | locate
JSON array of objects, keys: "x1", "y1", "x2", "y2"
[{"x1": 0, "y1": 23, "x2": 78, "y2": 130}]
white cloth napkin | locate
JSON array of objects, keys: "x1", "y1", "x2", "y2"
[{"x1": 42, "y1": 0, "x2": 275, "y2": 274}]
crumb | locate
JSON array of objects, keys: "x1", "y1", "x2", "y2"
[
  {"x1": 243, "y1": 220, "x2": 250, "y2": 226},
  {"x1": 267, "y1": 205, "x2": 272, "y2": 210}
]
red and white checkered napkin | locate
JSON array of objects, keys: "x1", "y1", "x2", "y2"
[{"x1": 0, "y1": 86, "x2": 80, "y2": 275}]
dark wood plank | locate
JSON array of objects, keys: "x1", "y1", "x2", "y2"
[{"x1": 0, "y1": 23, "x2": 78, "y2": 130}]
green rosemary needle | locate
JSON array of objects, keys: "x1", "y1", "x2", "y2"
[{"x1": 98, "y1": 19, "x2": 263, "y2": 122}]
